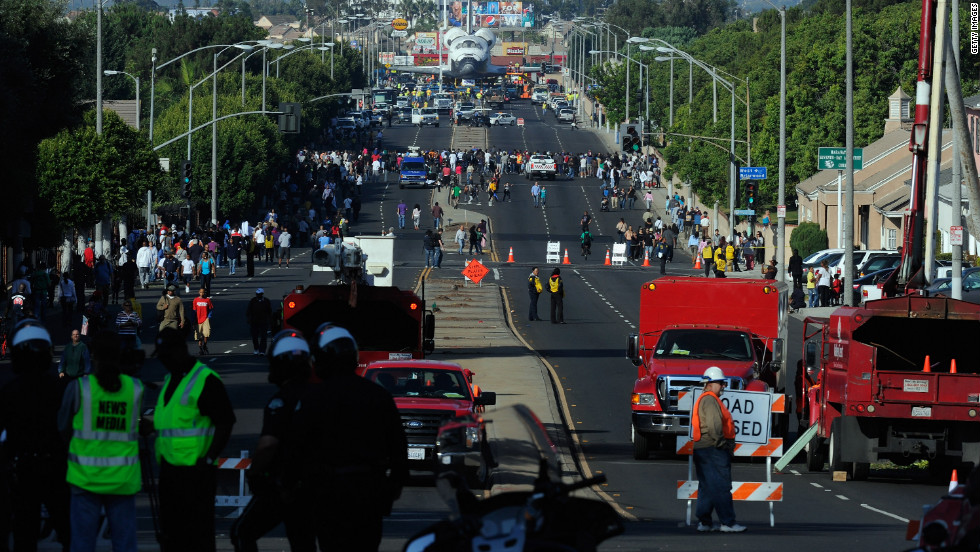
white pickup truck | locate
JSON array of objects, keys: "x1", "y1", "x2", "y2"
[{"x1": 525, "y1": 154, "x2": 557, "y2": 180}]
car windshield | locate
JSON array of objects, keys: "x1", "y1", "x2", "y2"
[
  {"x1": 365, "y1": 368, "x2": 470, "y2": 399},
  {"x1": 402, "y1": 162, "x2": 426, "y2": 171},
  {"x1": 653, "y1": 329, "x2": 753, "y2": 361},
  {"x1": 864, "y1": 257, "x2": 899, "y2": 272}
]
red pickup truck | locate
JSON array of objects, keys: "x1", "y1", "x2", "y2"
[{"x1": 359, "y1": 360, "x2": 496, "y2": 484}]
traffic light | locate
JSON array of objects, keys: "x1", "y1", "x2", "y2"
[
  {"x1": 744, "y1": 181, "x2": 757, "y2": 209},
  {"x1": 278, "y1": 102, "x2": 302, "y2": 134},
  {"x1": 622, "y1": 125, "x2": 640, "y2": 152},
  {"x1": 180, "y1": 160, "x2": 192, "y2": 199}
]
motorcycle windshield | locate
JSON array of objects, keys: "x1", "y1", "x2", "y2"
[{"x1": 483, "y1": 404, "x2": 561, "y2": 488}]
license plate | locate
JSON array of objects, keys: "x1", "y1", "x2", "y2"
[
  {"x1": 912, "y1": 406, "x2": 932, "y2": 417},
  {"x1": 407, "y1": 448, "x2": 425, "y2": 460},
  {"x1": 903, "y1": 379, "x2": 929, "y2": 393},
  {"x1": 389, "y1": 353, "x2": 413, "y2": 360}
]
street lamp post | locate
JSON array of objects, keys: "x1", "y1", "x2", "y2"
[
  {"x1": 210, "y1": 44, "x2": 255, "y2": 225},
  {"x1": 103, "y1": 70, "x2": 141, "y2": 130}
]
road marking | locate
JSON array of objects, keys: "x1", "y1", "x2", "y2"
[
  {"x1": 492, "y1": 268, "x2": 500, "y2": 280},
  {"x1": 260, "y1": 269, "x2": 270, "y2": 275},
  {"x1": 223, "y1": 350, "x2": 232, "y2": 354},
  {"x1": 836, "y1": 494, "x2": 849, "y2": 500},
  {"x1": 860, "y1": 503, "x2": 909, "y2": 523},
  {"x1": 810, "y1": 482, "x2": 823, "y2": 488},
  {"x1": 789, "y1": 469, "x2": 801, "y2": 475}
]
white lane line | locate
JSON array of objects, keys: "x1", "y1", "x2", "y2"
[
  {"x1": 223, "y1": 350, "x2": 232, "y2": 354},
  {"x1": 810, "y1": 482, "x2": 823, "y2": 488},
  {"x1": 860, "y1": 504, "x2": 909, "y2": 523},
  {"x1": 790, "y1": 469, "x2": 801, "y2": 476},
  {"x1": 836, "y1": 495, "x2": 849, "y2": 501},
  {"x1": 221, "y1": 288, "x2": 228, "y2": 292},
  {"x1": 260, "y1": 269, "x2": 270, "y2": 275},
  {"x1": 493, "y1": 268, "x2": 500, "y2": 280},
  {"x1": 574, "y1": 269, "x2": 635, "y2": 327}
]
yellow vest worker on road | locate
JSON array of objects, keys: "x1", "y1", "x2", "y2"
[
  {"x1": 152, "y1": 327, "x2": 236, "y2": 552},
  {"x1": 62, "y1": 331, "x2": 144, "y2": 551},
  {"x1": 691, "y1": 366, "x2": 746, "y2": 533}
]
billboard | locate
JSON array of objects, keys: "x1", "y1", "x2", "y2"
[
  {"x1": 502, "y1": 41, "x2": 526, "y2": 55},
  {"x1": 448, "y1": 1, "x2": 532, "y2": 27},
  {"x1": 412, "y1": 31, "x2": 439, "y2": 53}
]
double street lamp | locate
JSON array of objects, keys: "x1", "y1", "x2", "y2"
[
  {"x1": 103, "y1": 70, "x2": 140, "y2": 131},
  {"x1": 589, "y1": 46, "x2": 648, "y2": 126}
]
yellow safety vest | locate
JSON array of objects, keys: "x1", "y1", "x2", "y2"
[
  {"x1": 154, "y1": 362, "x2": 218, "y2": 466},
  {"x1": 67, "y1": 375, "x2": 143, "y2": 495}
]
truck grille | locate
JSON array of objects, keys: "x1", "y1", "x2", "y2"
[
  {"x1": 656, "y1": 375, "x2": 744, "y2": 411},
  {"x1": 399, "y1": 409, "x2": 454, "y2": 444}
]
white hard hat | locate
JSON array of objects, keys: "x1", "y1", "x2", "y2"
[{"x1": 702, "y1": 366, "x2": 726, "y2": 383}]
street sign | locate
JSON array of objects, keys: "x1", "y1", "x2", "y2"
[
  {"x1": 734, "y1": 209, "x2": 756, "y2": 216},
  {"x1": 391, "y1": 30, "x2": 408, "y2": 38},
  {"x1": 777, "y1": 205, "x2": 786, "y2": 218},
  {"x1": 391, "y1": 17, "x2": 409, "y2": 30},
  {"x1": 462, "y1": 259, "x2": 490, "y2": 285},
  {"x1": 689, "y1": 389, "x2": 773, "y2": 445},
  {"x1": 517, "y1": 118, "x2": 525, "y2": 127},
  {"x1": 951, "y1": 225, "x2": 964, "y2": 246},
  {"x1": 739, "y1": 166, "x2": 768, "y2": 180},
  {"x1": 818, "y1": 147, "x2": 864, "y2": 170}
]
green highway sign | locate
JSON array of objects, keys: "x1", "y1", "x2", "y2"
[{"x1": 818, "y1": 147, "x2": 863, "y2": 170}]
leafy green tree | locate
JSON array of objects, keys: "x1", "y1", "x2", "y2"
[
  {"x1": 790, "y1": 222, "x2": 829, "y2": 259},
  {"x1": 37, "y1": 110, "x2": 164, "y2": 230}
]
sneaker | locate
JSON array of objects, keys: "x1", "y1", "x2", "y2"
[
  {"x1": 254, "y1": 350, "x2": 260, "y2": 356},
  {"x1": 697, "y1": 523, "x2": 719, "y2": 533},
  {"x1": 719, "y1": 524, "x2": 747, "y2": 533}
]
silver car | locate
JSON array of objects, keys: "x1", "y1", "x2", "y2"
[
  {"x1": 490, "y1": 112, "x2": 517, "y2": 126},
  {"x1": 557, "y1": 108, "x2": 575, "y2": 123}
]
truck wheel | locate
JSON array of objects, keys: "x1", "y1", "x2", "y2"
[
  {"x1": 851, "y1": 462, "x2": 870, "y2": 481},
  {"x1": 805, "y1": 435, "x2": 825, "y2": 472},
  {"x1": 828, "y1": 417, "x2": 846, "y2": 473},
  {"x1": 399, "y1": 184, "x2": 405, "y2": 189},
  {"x1": 632, "y1": 426, "x2": 650, "y2": 460}
]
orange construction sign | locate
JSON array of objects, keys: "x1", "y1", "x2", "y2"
[{"x1": 462, "y1": 259, "x2": 490, "y2": 285}]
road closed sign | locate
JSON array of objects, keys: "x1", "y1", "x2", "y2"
[{"x1": 688, "y1": 388, "x2": 773, "y2": 445}]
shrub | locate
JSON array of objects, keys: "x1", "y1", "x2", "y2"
[{"x1": 790, "y1": 222, "x2": 829, "y2": 259}]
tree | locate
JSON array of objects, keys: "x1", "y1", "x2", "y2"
[
  {"x1": 790, "y1": 222, "x2": 829, "y2": 259},
  {"x1": 36, "y1": 110, "x2": 165, "y2": 230}
]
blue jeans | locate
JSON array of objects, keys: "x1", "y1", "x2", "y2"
[
  {"x1": 693, "y1": 446, "x2": 737, "y2": 527},
  {"x1": 228, "y1": 258, "x2": 237, "y2": 275},
  {"x1": 434, "y1": 248, "x2": 443, "y2": 268},
  {"x1": 425, "y1": 249, "x2": 435, "y2": 267},
  {"x1": 398, "y1": 213, "x2": 406, "y2": 228},
  {"x1": 808, "y1": 287, "x2": 817, "y2": 307},
  {"x1": 71, "y1": 490, "x2": 137, "y2": 552}
]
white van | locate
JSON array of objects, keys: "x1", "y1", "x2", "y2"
[{"x1": 412, "y1": 107, "x2": 439, "y2": 127}]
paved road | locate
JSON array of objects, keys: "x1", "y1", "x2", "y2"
[{"x1": 21, "y1": 96, "x2": 950, "y2": 550}]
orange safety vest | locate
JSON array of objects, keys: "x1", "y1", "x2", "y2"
[{"x1": 691, "y1": 390, "x2": 736, "y2": 442}]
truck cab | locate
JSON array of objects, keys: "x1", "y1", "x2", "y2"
[
  {"x1": 399, "y1": 156, "x2": 431, "y2": 189},
  {"x1": 412, "y1": 107, "x2": 439, "y2": 127},
  {"x1": 626, "y1": 278, "x2": 787, "y2": 459}
]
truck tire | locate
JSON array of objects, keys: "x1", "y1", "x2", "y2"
[
  {"x1": 851, "y1": 462, "x2": 870, "y2": 481},
  {"x1": 399, "y1": 183, "x2": 405, "y2": 189},
  {"x1": 632, "y1": 426, "x2": 650, "y2": 460},
  {"x1": 828, "y1": 417, "x2": 845, "y2": 473},
  {"x1": 804, "y1": 422, "x2": 825, "y2": 472}
]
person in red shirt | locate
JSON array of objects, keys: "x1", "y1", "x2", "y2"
[
  {"x1": 83, "y1": 241, "x2": 95, "y2": 268},
  {"x1": 191, "y1": 287, "x2": 215, "y2": 355}
]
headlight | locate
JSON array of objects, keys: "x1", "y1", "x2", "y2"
[
  {"x1": 465, "y1": 425, "x2": 481, "y2": 447},
  {"x1": 632, "y1": 393, "x2": 656, "y2": 405}
]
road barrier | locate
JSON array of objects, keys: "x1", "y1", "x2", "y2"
[
  {"x1": 676, "y1": 391, "x2": 786, "y2": 527},
  {"x1": 215, "y1": 450, "x2": 251, "y2": 517}
]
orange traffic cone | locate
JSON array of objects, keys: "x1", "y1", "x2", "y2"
[
  {"x1": 694, "y1": 254, "x2": 702, "y2": 269},
  {"x1": 950, "y1": 469, "x2": 960, "y2": 493},
  {"x1": 923, "y1": 355, "x2": 931, "y2": 373},
  {"x1": 642, "y1": 250, "x2": 651, "y2": 267},
  {"x1": 604, "y1": 248, "x2": 612, "y2": 266},
  {"x1": 562, "y1": 249, "x2": 571, "y2": 264},
  {"x1": 951, "y1": 359, "x2": 958, "y2": 374},
  {"x1": 507, "y1": 247, "x2": 515, "y2": 263}
]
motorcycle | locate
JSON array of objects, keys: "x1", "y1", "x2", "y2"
[{"x1": 404, "y1": 404, "x2": 623, "y2": 552}]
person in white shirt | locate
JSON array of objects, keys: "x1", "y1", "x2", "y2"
[
  {"x1": 277, "y1": 228, "x2": 292, "y2": 268},
  {"x1": 180, "y1": 256, "x2": 195, "y2": 294},
  {"x1": 136, "y1": 242, "x2": 156, "y2": 289},
  {"x1": 816, "y1": 260, "x2": 832, "y2": 307}
]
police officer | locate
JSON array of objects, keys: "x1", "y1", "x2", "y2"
[
  {"x1": 0, "y1": 320, "x2": 71, "y2": 551},
  {"x1": 282, "y1": 324, "x2": 407, "y2": 552},
  {"x1": 60, "y1": 330, "x2": 143, "y2": 551},
  {"x1": 230, "y1": 330, "x2": 312, "y2": 552},
  {"x1": 152, "y1": 327, "x2": 236, "y2": 552}
]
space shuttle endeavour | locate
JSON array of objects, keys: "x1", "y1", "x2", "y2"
[{"x1": 391, "y1": 27, "x2": 541, "y2": 78}]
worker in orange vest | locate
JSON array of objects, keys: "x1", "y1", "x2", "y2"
[{"x1": 691, "y1": 366, "x2": 746, "y2": 533}]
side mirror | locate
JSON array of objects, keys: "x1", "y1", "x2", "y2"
[
  {"x1": 626, "y1": 334, "x2": 640, "y2": 366},
  {"x1": 770, "y1": 338, "x2": 784, "y2": 373},
  {"x1": 475, "y1": 392, "x2": 496, "y2": 406}
]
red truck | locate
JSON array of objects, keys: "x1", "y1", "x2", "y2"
[
  {"x1": 282, "y1": 284, "x2": 435, "y2": 369},
  {"x1": 799, "y1": 297, "x2": 980, "y2": 480},
  {"x1": 360, "y1": 360, "x2": 496, "y2": 485},
  {"x1": 626, "y1": 277, "x2": 788, "y2": 459}
]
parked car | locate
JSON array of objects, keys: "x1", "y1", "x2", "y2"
[
  {"x1": 489, "y1": 112, "x2": 517, "y2": 126},
  {"x1": 336, "y1": 117, "x2": 357, "y2": 131},
  {"x1": 851, "y1": 268, "x2": 895, "y2": 304},
  {"x1": 557, "y1": 108, "x2": 575, "y2": 123},
  {"x1": 925, "y1": 267, "x2": 980, "y2": 303},
  {"x1": 856, "y1": 254, "x2": 901, "y2": 278}
]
